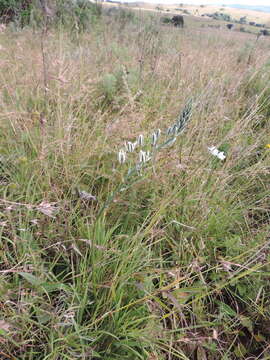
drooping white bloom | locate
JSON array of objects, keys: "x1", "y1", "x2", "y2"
[
  {"x1": 208, "y1": 146, "x2": 226, "y2": 160},
  {"x1": 138, "y1": 134, "x2": 144, "y2": 146},
  {"x1": 139, "y1": 150, "x2": 151, "y2": 163},
  {"x1": 139, "y1": 150, "x2": 146, "y2": 163},
  {"x1": 156, "y1": 129, "x2": 161, "y2": 138},
  {"x1": 145, "y1": 151, "x2": 151, "y2": 162},
  {"x1": 151, "y1": 132, "x2": 158, "y2": 146},
  {"x1": 132, "y1": 141, "x2": 137, "y2": 150},
  {"x1": 172, "y1": 124, "x2": 178, "y2": 135},
  {"x1": 126, "y1": 141, "x2": 136, "y2": 152},
  {"x1": 167, "y1": 126, "x2": 173, "y2": 135},
  {"x1": 118, "y1": 149, "x2": 126, "y2": 164}
]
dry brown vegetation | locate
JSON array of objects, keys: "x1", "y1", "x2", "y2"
[
  {"x1": 127, "y1": 2, "x2": 270, "y2": 24},
  {"x1": 0, "y1": 5, "x2": 270, "y2": 359}
]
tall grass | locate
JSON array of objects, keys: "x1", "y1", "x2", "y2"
[{"x1": 0, "y1": 7, "x2": 270, "y2": 359}]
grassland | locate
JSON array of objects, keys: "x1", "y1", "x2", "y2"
[
  {"x1": 0, "y1": 5, "x2": 270, "y2": 359},
  {"x1": 110, "y1": 1, "x2": 270, "y2": 36},
  {"x1": 127, "y1": 2, "x2": 270, "y2": 25}
]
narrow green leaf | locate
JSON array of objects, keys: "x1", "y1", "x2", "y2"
[{"x1": 19, "y1": 272, "x2": 44, "y2": 286}]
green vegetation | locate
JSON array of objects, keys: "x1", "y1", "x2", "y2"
[
  {"x1": 204, "y1": 12, "x2": 232, "y2": 21},
  {"x1": 160, "y1": 16, "x2": 171, "y2": 25},
  {"x1": 53, "y1": 0, "x2": 102, "y2": 31},
  {"x1": 0, "y1": 0, "x2": 35, "y2": 26},
  {"x1": 0, "y1": 2, "x2": 270, "y2": 359}
]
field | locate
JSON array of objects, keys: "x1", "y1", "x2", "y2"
[
  {"x1": 128, "y1": 2, "x2": 270, "y2": 24},
  {"x1": 109, "y1": 1, "x2": 270, "y2": 35},
  {"x1": 0, "y1": 4, "x2": 270, "y2": 359}
]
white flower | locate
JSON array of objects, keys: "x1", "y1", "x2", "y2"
[
  {"x1": 172, "y1": 124, "x2": 178, "y2": 135},
  {"x1": 118, "y1": 149, "x2": 126, "y2": 164},
  {"x1": 151, "y1": 132, "x2": 158, "y2": 146},
  {"x1": 139, "y1": 150, "x2": 146, "y2": 163},
  {"x1": 139, "y1": 150, "x2": 151, "y2": 163},
  {"x1": 126, "y1": 141, "x2": 136, "y2": 152},
  {"x1": 133, "y1": 141, "x2": 137, "y2": 150},
  {"x1": 156, "y1": 129, "x2": 161, "y2": 138},
  {"x1": 138, "y1": 134, "x2": 144, "y2": 146},
  {"x1": 208, "y1": 146, "x2": 226, "y2": 160},
  {"x1": 167, "y1": 126, "x2": 173, "y2": 135}
]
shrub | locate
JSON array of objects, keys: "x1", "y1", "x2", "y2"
[
  {"x1": 239, "y1": 16, "x2": 247, "y2": 24},
  {"x1": 54, "y1": 0, "x2": 102, "y2": 31},
  {"x1": 104, "y1": 6, "x2": 119, "y2": 16},
  {"x1": 210, "y1": 12, "x2": 231, "y2": 21},
  {"x1": 0, "y1": 0, "x2": 102, "y2": 30},
  {"x1": 161, "y1": 16, "x2": 172, "y2": 24},
  {"x1": 0, "y1": 0, "x2": 34, "y2": 26},
  {"x1": 111, "y1": 7, "x2": 136, "y2": 27},
  {"x1": 260, "y1": 29, "x2": 269, "y2": 36},
  {"x1": 96, "y1": 69, "x2": 126, "y2": 110}
]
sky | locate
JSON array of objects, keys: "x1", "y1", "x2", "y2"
[
  {"x1": 129, "y1": 0, "x2": 270, "y2": 5},
  {"x1": 181, "y1": 0, "x2": 270, "y2": 4}
]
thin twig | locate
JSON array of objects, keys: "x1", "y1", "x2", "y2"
[{"x1": 39, "y1": 0, "x2": 50, "y2": 98}]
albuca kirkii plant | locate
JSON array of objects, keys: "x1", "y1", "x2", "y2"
[
  {"x1": 97, "y1": 101, "x2": 192, "y2": 218},
  {"x1": 119, "y1": 99, "x2": 192, "y2": 166}
]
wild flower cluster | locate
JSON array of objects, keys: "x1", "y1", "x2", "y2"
[
  {"x1": 118, "y1": 133, "x2": 151, "y2": 165},
  {"x1": 118, "y1": 135, "x2": 152, "y2": 166},
  {"x1": 98, "y1": 100, "x2": 229, "y2": 218},
  {"x1": 117, "y1": 100, "x2": 193, "y2": 170},
  {"x1": 91, "y1": 101, "x2": 194, "y2": 218}
]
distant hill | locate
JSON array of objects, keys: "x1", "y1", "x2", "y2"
[
  {"x1": 228, "y1": 4, "x2": 270, "y2": 13},
  {"x1": 104, "y1": 2, "x2": 270, "y2": 13}
]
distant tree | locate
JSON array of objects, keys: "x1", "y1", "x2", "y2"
[
  {"x1": 261, "y1": 29, "x2": 269, "y2": 36},
  {"x1": 212, "y1": 12, "x2": 231, "y2": 21},
  {"x1": 171, "y1": 15, "x2": 184, "y2": 28},
  {"x1": 0, "y1": 0, "x2": 34, "y2": 25},
  {"x1": 227, "y1": 23, "x2": 233, "y2": 30},
  {"x1": 239, "y1": 16, "x2": 247, "y2": 24}
]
